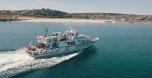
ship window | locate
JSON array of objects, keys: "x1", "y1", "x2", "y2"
[
  {"x1": 82, "y1": 41, "x2": 84, "y2": 44},
  {"x1": 67, "y1": 41, "x2": 76, "y2": 46},
  {"x1": 73, "y1": 41, "x2": 75, "y2": 45},
  {"x1": 67, "y1": 42, "x2": 70, "y2": 45},
  {"x1": 71, "y1": 42, "x2": 72, "y2": 45}
]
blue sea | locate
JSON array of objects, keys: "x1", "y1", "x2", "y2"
[{"x1": 0, "y1": 22, "x2": 152, "y2": 78}]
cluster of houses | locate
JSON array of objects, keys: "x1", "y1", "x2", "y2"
[{"x1": 71, "y1": 13, "x2": 152, "y2": 23}]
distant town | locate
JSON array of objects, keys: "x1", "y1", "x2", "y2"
[{"x1": 0, "y1": 8, "x2": 152, "y2": 24}]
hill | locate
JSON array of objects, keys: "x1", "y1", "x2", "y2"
[{"x1": 0, "y1": 8, "x2": 152, "y2": 23}]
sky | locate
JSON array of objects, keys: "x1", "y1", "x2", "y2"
[{"x1": 0, "y1": 0, "x2": 152, "y2": 15}]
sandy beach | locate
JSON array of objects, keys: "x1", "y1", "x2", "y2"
[{"x1": 17, "y1": 16, "x2": 116, "y2": 23}]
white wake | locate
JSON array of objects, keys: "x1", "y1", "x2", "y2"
[{"x1": 0, "y1": 48, "x2": 79, "y2": 78}]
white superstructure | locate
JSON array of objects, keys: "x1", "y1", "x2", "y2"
[{"x1": 27, "y1": 27, "x2": 99, "y2": 58}]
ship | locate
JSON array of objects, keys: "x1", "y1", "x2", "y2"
[{"x1": 27, "y1": 27, "x2": 99, "y2": 58}]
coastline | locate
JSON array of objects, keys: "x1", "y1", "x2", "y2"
[
  {"x1": 1, "y1": 16, "x2": 152, "y2": 24},
  {"x1": 16, "y1": 16, "x2": 116, "y2": 23},
  {"x1": 16, "y1": 16, "x2": 152, "y2": 24}
]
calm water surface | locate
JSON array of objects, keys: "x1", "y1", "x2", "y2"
[{"x1": 0, "y1": 22, "x2": 152, "y2": 78}]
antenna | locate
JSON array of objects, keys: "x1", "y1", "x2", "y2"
[
  {"x1": 45, "y1": 26, "x2": 48, "y2": 35},
  {"x1": 43, "y1": 23, "x2": 48, "y2": 35}
]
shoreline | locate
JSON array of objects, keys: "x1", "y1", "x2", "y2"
[
  {"x1": 1, "y1": 16, "x2": 152, "y2": 24},
  {"x1": 17, "y1": 16, "x2": 116, "y2": 23},
  {"x1": 17, "y1": 16, "x2": 152, "y2": 24}
]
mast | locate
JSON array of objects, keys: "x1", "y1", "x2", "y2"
[
  {"x1": 69, "y1": 26, "x2": 73, "y2": 32},
  {"x1": 43, "y1": 23, "x2": 48, "y2": 35},
  {"x1": 28, "y1": 41, "x2": 32, "y2": 47}
]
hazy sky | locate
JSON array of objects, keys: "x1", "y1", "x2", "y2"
[{"x1": 0, "y1": 0, "x2": 152, "y2": 15}]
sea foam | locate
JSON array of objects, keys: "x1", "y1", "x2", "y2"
[{"x1": 0, "y1": 48, "x2": 79, "y2": 78}]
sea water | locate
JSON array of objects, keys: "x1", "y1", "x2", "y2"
[{"x1": 0, "y1": 22, "x2": 152, "y2": 78}]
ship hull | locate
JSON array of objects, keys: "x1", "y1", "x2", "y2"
[{"x1": 29, "y1": 44, "x2": 93, "y2": 59}]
